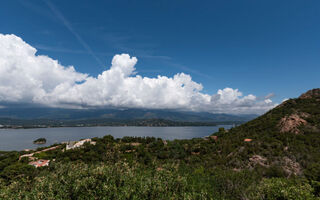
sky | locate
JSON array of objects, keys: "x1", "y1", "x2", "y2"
[{"x1": 0, "y1": 0, "x2": 319, "y2": 114}]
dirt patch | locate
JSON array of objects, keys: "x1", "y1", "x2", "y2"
[
  {"x1": 126, "y1": 142, "x2": 141, "y2": 146},
  {"x1": 156, "y1": 167, "x2": 164, "y2": 171},
  {"x1": 278, "y1": 114, "x2": 308, "y2": 134}
]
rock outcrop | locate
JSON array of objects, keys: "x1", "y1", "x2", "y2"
[
  {"x1": 249, "y1": 155, "x2": 268, "y2": 167},
  {"x1": 299, "y1": 88, "x2": 320, "y2": 99},
  {"x1": 282, "y1": 157, "x2": 302, "y2": 176},
  {"x1": 278, "y1": 114, "x2": 308, "y2": 134}
]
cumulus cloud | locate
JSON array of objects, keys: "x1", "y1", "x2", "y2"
[{"x1": 0, "y1": 33, "x2": 276, "y2": 114}]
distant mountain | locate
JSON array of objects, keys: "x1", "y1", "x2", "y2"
[{"x1": 0, "y1": 107, "x2": 257, "y2": 123}]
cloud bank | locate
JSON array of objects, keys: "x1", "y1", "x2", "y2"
[{"x1": 0, "y1": 33, "x2": 275, "y2": 114}]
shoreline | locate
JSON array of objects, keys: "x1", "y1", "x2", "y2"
[{"x1": 0, "y1": 123, "x2": 238, "y2": 130}]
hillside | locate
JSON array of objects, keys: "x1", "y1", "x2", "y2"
[
  {"x1": 209, "y1": 88, "x2": 320, "y2": 178},
  {"x1": 230, "y1": 88, "x2": 320, "y2": 136},
  {"x1": 1, "y1": 89, "x2": 320, "y2": 199}
]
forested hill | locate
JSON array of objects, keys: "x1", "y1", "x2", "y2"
[
  {"x1": 212, "y1": 88, "x2": 320, "y2": 181},
  {"x1": 226, "y1": 88, "x2": 320, "y2": 136}
]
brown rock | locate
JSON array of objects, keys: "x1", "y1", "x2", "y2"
[
  {"x1": 249, "y1": 155, "x2": 268, "y2": 167},
  {"x1": 278, "y1": 114, "x2": 307, "y2": 134},
  {"x1": 282, "y1": 157, "x2": 302, "y2": 176},
  {"x1": 299, "y1": 88, "x2": 320, "y2": 99}
]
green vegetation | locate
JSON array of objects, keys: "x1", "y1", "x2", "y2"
[
  {"x1": 1, "y1": 89, "x2": 320, "y2": 199},
  {"x1": 33, "y1": 138, "x2": 46, "y2": 144}
]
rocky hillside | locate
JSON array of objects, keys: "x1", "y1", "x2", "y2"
[
  {"x1": 235, "y1": 88, "x2": 320, "y2": 135},
  {"x1": 214, "y1": 88, "x2": 320, "y2": 178}
]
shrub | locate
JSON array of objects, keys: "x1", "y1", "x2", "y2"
[{"x1": 251, "y1": 178, "x2": 317, "y2": 200}]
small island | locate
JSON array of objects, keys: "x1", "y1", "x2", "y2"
[{"x1": 33, "y1": 138, "x2": 46, "y2": 144}]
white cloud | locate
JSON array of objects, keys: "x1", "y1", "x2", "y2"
[
  {"x1": 0, "y1": 34, "x2": 87, "y2": 103},
  {"x1": 0, "y1": 33, "x2": 276, "y2": 114},
  {"x1": 282, "y1": 98, "x2": 289, "y2": 102},
  {"x1": 264, "y1": 99, "x2": 272, "y2": 104}
]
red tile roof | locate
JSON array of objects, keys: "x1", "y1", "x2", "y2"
[{"x1": 29, "y1": 159, "x2": 50, "y2": 168}]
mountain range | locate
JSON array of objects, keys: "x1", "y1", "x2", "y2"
[{"x1": 0, "y1": 107, "x2": 258, "y2": 126}]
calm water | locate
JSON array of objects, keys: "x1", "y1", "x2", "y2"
[{"x1": 0, "y1": 125, "x2": 232, "y2": 151}]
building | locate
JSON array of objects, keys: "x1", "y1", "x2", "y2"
[
  {"x1": 29, "y1": 159, "x2": 50, "y2": 168},
  {"x1": 66, "y1": 138, "x2": 96, "y2": 150},
  {"x1": 210, "y1": 136, "x2": 218, "y2": 141}
]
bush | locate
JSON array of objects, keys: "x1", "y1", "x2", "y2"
[
  {"x1": 251, "y1": 178, "x2": 317, "y2": 200},
  {"x1": 0, "y1": 163, "x2": 36, "y2": 181}
]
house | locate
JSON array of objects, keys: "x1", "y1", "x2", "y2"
[
  {"x1": 66, "y1": 138, "x2": 96, "y2": 150},
  {"x1": 210, "y1": 136, "x2": 218, "y2": 141},
  {"x1": 204, "y1": 136, "x2": 218, "y2": 141},
  {"x1": 66, "y1": 141, "x2": 77, "y2": 150},
  {"x1": 29, "y1": 159, "x2": 50, "y2": 168}
]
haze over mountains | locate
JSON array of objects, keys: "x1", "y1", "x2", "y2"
[{"x1": 0, "y1": 107, "x2": 257, "y2": 124}]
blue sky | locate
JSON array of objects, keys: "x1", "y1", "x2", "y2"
[{"x1": 0, "y1": 0, "x2": 319, "y2": 113}]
